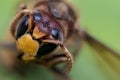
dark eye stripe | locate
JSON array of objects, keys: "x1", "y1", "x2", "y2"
[{"x1": 16, "y1": 15, "x2": 29, "y2": 40}]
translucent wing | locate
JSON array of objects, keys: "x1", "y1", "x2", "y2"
[{"x1": 82, "y1": 31, "x2": 120, "y2": 79}]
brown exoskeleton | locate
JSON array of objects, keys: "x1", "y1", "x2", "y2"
[{"x1": 0, "y1": 0, "x2": 120, "y2": 80}]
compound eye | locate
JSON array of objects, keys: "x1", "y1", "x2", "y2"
[
  {"x1": 16, "y1": 15, "x2": 29, "y2": 40},
  {"x1": 51, "y1": 28, "x2": 60, "y2": 40},
  {"x1": 34, "y1": 12, "x2": 42, "y2": 22}
]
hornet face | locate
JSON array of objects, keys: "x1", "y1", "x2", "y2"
[
  {"x1": 10, "y1": 0, "x2": 74, "y2": 72},
  {"x1": 15, "y1": 11, "x2": 64, "y2": 61}
]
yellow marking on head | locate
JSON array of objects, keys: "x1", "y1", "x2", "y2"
[
  {"x1": 16, "y1": 34, "x2": 39, "y2": 57},
  {"x1": 22, "y1": 54, "x2": 36, "y2": 62},
  {"x1": 33, "y1": 26, "x2": 47, "y2": 39}
]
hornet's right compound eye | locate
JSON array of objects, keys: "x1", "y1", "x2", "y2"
[
  {"x1": 16, "y1": 15, "x2": 29, "y2": 40},
  {"x1": 33, "y1": 12, "x2": 42, "y2": 21}
]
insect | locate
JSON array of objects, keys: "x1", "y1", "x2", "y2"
[{"x1": 0, "y1": 0, "x2": 120, "y2": 80}]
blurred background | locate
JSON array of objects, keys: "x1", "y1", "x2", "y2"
[{"x1": 0, "y1": 0, "x2": 120, "y2": 80}]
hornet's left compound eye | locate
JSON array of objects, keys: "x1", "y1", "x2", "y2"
[
  {"x1": 51, "y1": 28, "x2": 60, "y2": 40},
  {"x1": 16, "y1": 15, "x2": 29, "y2": 40}
]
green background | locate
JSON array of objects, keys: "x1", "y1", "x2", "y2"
[{"x1": 0, "y1": 0, "x2": 120, "y2": 80}]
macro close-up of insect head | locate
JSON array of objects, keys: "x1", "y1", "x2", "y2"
[{"x1": 0, "y1": 0, "x2": 120, "y2": 80}]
